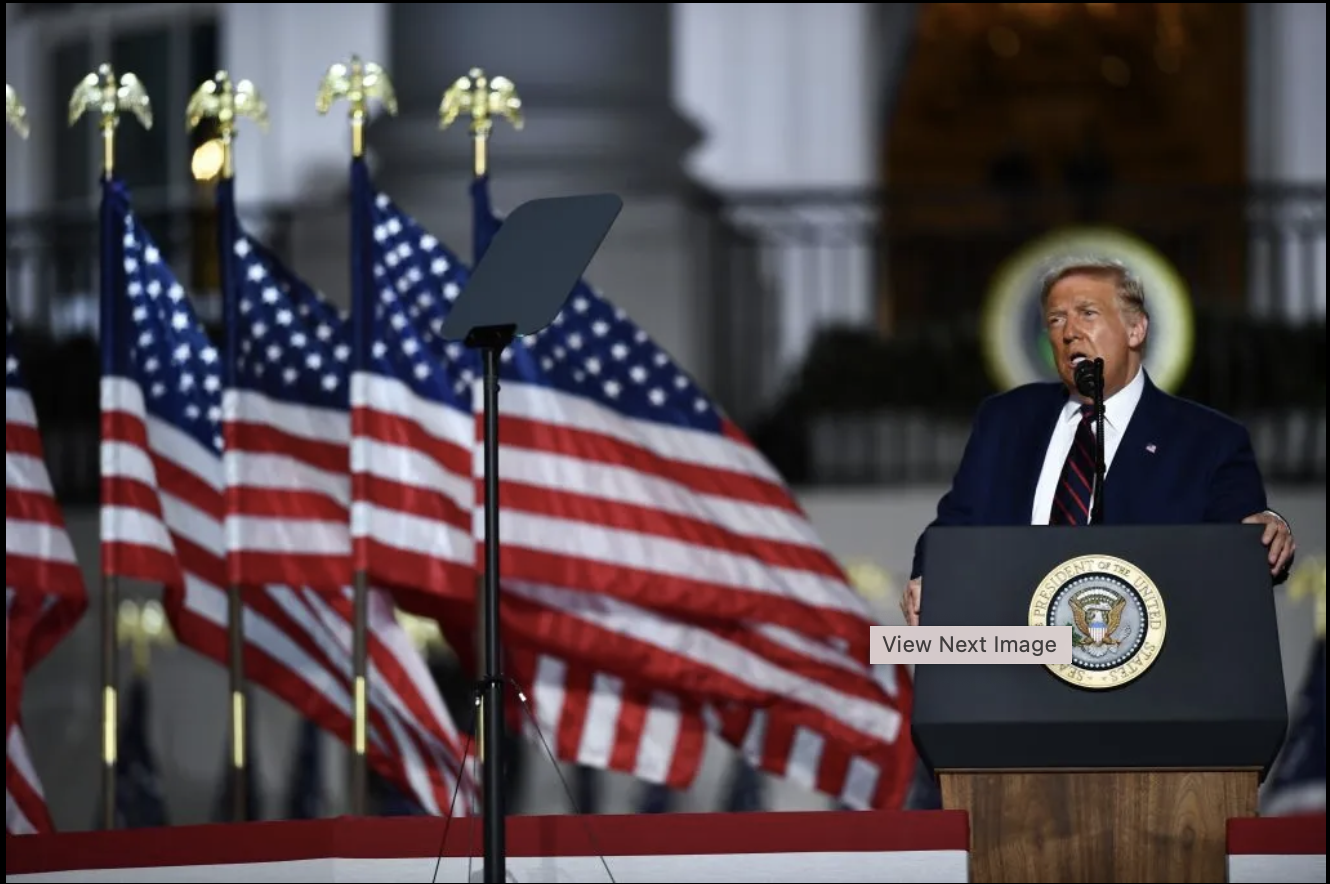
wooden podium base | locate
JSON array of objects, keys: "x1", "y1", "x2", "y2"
[{"x1": 940, "y1": 769, "x2": 1259, "y2": 884}]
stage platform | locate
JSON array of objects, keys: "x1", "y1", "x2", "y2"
[
  {"x1": 6, "y1": 810, "x2": 970, "y2": 882},
  {"x1": 5, "y1": 809, "x2": 1324, "y2": 882}
]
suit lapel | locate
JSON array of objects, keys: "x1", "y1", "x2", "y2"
[
  {"x1": 1016, "y1": 384, "x2": 1068, "y2": 522},
  {"x1": 1103, "y1": 373, "x2": 1166, "y2": 522}
]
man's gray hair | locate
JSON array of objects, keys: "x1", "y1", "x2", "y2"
[{"x1": 1037, "y1": 254, "x2": 1150, "y2": 321}]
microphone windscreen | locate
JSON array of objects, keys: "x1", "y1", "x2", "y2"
[{"x1": 1074, "y1": 359, "x2": 1099, "y2": 399}]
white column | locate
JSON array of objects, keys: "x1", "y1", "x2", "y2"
[
  {"x1": 673, "y1": 3, "x2": 882, "y2": 400},
  {"x1": 1246, "y1": 2, "x2": 1327, "y2": 322},
  {"x1": 674, "y1": 3, "x2": 877, "y2": 190}
]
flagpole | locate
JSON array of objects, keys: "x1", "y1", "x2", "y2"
[
  {"x1": 68, "y1": 63, "x2": 154, "y2": 831},
  {"x1": 315, "y1": 55, "x2": 398, "y2": 817},
  {"x1": 187, "y1": 71, "x2": 268, "y2": 822},
  {"x1": 439, "y1": 67, "x2": 522, "y2": 884}
]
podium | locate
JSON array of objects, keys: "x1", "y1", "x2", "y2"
[{"x1": 911, "y1": 525, "x2": 1290, "y2": 884}]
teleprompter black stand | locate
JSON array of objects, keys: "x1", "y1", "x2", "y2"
[
  {"x1": 911, "y1": 524, "x2": 1289, "y2": 883},
  {"x1": 440, "y1": 193, "x2": 623, "y2": 884}
]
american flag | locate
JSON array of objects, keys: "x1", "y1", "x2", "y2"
[
  {"x1": 219, "y1": 177, "x2": 353, "y2": 593},
  {"x1": 1261, "y1": 635, "x2": 1325, "y2": 816},
  {"x1": 6, "y1": 311, "x2": 87, "y2": 657},
  {"x1": 465, "y1": 177, "x2": 916, "y2": 808},
  {"x1": 6, "y1": 309, "x2": 89, "y2": 834},
  {"x1": 97, "y1": 177, "x2": 477, "y2": 817},
  {"x1": 349, "y1": 156, "x2": 478, "y2": 607}
]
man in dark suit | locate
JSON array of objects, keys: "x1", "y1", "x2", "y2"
[{"x1": 900, "y1": 255, "x2": 1296, "y2": 627}]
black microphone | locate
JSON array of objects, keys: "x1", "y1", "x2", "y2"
[
  {"x1": 1073, "y1": 358, "x2": 1106, "y2": 524},
  {"x1": 1073, "y1": 358, "x2": 1099, "y2": 400}
]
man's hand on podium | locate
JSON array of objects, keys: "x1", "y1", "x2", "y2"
[
  {"x1": 901, "y1": 576, "x2": 921, "y2": 627},
  {"x1": 1243, "y1": 510, "x2": 1296, "y2": 578}
]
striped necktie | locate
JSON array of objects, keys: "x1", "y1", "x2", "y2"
[{"x1": 1051, "y1": 404, "x2": 1098, "y2": 525}]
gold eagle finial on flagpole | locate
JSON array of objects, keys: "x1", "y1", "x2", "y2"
[
  {"x1": 439, "y1": 67, "x2": 523, "y2": 177},
  {"x1": 68, "y1": 63, "x2": 153, "y2": 176},
  {"x1": 187, "y1": 70, "x2": 268, "y2": 181},
  {"x1": 316, "y1": 54, "x2": 398, "y2": 158}
]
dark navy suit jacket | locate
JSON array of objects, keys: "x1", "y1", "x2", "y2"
[{"x1": 910, "y1": 372, "x2": 1289, "y2": 584}]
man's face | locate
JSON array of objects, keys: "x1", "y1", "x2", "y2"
[{"x1": 1044, "y1": 272, "x2": 1147, "y2": 400}]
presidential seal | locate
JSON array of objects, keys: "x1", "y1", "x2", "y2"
[
  {"x1": 981, "y1": 226, "x2": 1194, "y2": 395},
  {"x1": 1028, "y1": 554, "x2": 1167, "y2": 689}
]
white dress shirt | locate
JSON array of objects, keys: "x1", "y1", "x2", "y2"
[{"x1": 1030, "y1": 366, "x2": 1145, "y2": 525}]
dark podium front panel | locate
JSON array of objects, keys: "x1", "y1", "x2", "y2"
[{"x1": 910, "y1": 525, "x2": 1288, "y2": 773}]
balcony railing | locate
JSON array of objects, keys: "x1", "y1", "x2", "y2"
[{"x1": 7, "y1": 182, "x2": 1326, "y2": 502}]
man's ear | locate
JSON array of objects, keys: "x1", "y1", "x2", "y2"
[{"x1": 1128, "y1": 313, "x2": 1149, "y2": 349}]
